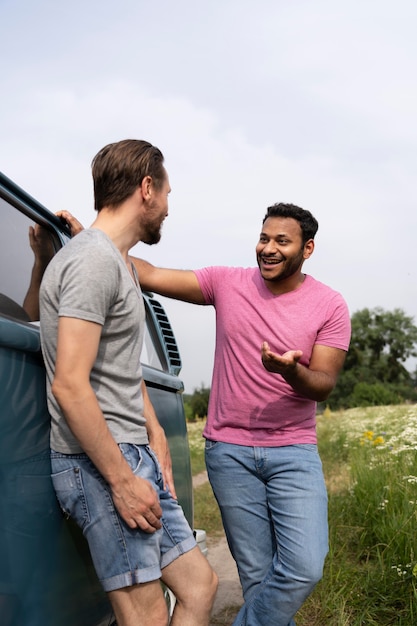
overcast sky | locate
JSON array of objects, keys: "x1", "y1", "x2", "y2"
[{"x1": 1, "y1": 0, "x2": 416, "y2": 392}]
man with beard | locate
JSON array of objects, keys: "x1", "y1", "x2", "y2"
[
  {"x1": 131, "y1": 203, "x2": 351, "y2": 626},
  {"x1": 39, "y1": 139, "x2": 217, "y2": 626}
]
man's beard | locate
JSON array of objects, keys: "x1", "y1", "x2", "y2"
[{"x1": 142, "y1": 223, "x2": 162, "y2": 246}]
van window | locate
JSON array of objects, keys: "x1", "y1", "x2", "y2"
[
  {"x1": 141, "y1": 323, "x2": 165, "y2": 370},
  {"x1": 0, "y1": 198, "x2": 60, "y2": 321}
]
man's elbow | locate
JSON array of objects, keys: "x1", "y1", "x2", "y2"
[
  {"x1": 313, "y1": 389, "x2": 333, "y2": 403},
  {"x1": 51, "y1": 377, "x2": 74, "y2": 408},
  {"x1": 314, "y1": 377, "x2": 338, "y2": 402}
]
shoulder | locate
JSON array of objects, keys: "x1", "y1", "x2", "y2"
[
  {"x1": 194, "y1": 266, "x2": 256, "y2": 291},
  {"x1": 46, "y1": 229, "x2": 121, "y2": 288},
  {"x1": 195, "y1": 266, "x2": 255, "y2": 280},
  {"x1": 72, "y1": 228, "x2": 113, "y2": 253},
  {"x1": 304, "y1": 275, "x2": 347, "y2": 303},
  {"x1": 194, "y1": 266, "x2": 255, "y2": 301}
]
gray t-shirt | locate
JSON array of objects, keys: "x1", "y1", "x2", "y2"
[{"x1": 40, "y1": 228, "x2": 148, "y2": 453}]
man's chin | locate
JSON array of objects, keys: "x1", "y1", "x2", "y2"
[
  {"x1": 143, "y1": 232, "x2": 162, "y2": 246},
  {"x1": 261, "y1": 270, "x2": 279, "y2": 282}
]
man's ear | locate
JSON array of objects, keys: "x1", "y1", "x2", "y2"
[
  {"x1": 303, "y1": 239, "x2": 315, "y2": 260},
  {"x1": 141, "y1": 175, "x2": 153, "y2": 201}
]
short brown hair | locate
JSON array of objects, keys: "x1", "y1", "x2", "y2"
[{"x1": 91, "y1": 139, "x2": 165, "y2": 211}]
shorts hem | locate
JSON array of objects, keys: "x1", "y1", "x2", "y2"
[
  {"x1": 101, "y1": 564, "x2": 161, "y2": 592},
  {"x1": 101, "y1": 535, "x2": 197, "y2": 592},
  {"x1": 161, "y1": 534, "x2": 197, "y2": 570}
]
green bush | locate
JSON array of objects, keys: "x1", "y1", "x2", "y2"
[{"x1": 349, "y1": 382, "x2": 402, "y2": 407}]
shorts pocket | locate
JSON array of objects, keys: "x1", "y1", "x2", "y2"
[
  {"x1": 119, "y1": 443, "x2": 143, "y2": 474},
  {"x1": 51, "y1": 467, "x2": 90, "y2": 529},
  {"x1": 146, "y1": 446, "x2": 163, "y2": 485}
]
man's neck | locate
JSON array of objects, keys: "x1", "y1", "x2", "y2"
[
  {"x1": 263, "y1": 272, "x2": 306, "y2": 296},
  {"x1": 91, "y1": 206, "x2": 140, "y2": 262}
]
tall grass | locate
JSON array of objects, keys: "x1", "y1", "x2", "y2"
[
  {"x1": 187, "y1": 419, "x2": 208, "y2": 475},
  {"x1": 188, "y1": 405, "x2": 417, "y2": 625},
  {"x1": 300, "y1": 404, "x2": 417, "y2": 625}
]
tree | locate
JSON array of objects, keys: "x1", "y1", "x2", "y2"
[
  {"x1": 328, "y1": 307, "x2": 417, "y2": 409},
  {"x1": 184, "y1": 384, "x2": 211, "y2": 420}
]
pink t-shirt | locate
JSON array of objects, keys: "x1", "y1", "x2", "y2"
[{"x1": 194, "y1": 267, "x2": 351, "y2": 447}]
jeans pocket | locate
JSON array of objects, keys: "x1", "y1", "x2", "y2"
[
  {"x1": 204, "y1": 438, "x2": 220, "y2": 451},
  {"x1": 51, "y1": 467, "x2": 90, "y2": 528}
]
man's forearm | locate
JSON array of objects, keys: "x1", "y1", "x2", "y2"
[
  {"x1": 282, "y1": 363, "x2": 336, "y2": 402},
  {"x1": 53, "y1": 382, "x2": 132, "y2": 486},
  {"x1": 52, "y1": 382, "x2": 163, "y2": 531},
  {"x1": 23, "y1": 262, "x2": 48, "y2": 320},
  {"x1": 261, "y1": 343, "x2": 346, "y2": 402}
]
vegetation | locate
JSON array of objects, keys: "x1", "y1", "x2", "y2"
[
  {"x1": 328, "y1": 307, "x2": 417, "y2": 409},
  {"x1": 190, "y1": 405, "x2": 417, "y2": 625},
  {"x1": 183, "y1": 384, "x2": 211, "y2": 421},
  {"x1": 187, "y1": 418, "x2": 209, "y2": 475}
]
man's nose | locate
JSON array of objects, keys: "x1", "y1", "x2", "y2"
[{"x1": 263, "y1": 240, "x2": 278, "y2": 253}]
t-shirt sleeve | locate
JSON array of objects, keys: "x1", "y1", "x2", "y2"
[
  {"x1": 316, "y1": 293, "x2": 351, "y2": 351},
  {"x1": 58, "y1": 248, "x2": 119, "y2": 325},
  {"x1": 193, "y1": 266, "x2": 221, "y2": 304}
]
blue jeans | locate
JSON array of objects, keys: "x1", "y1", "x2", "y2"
[{"x1": 205, "y1": 442, "x2": 328, "y2": 626}]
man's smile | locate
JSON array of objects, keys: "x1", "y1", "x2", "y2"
[{"x1": 260, "y1": 256, "x2": 283, "y2": 265}]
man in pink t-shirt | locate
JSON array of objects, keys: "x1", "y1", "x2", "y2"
[{"x1": 134, "y1": 203, "x2": 351, "y2": 626}]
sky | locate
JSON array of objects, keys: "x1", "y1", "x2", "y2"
[{"x1": 1, "y1": 0, "x2": 417, "y2": 392}]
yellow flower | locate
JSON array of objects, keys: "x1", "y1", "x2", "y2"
[
  {"x1": 323, "y1": 406, "x2": 332, "y2": 418},
  {"x1": 373, "y1": 436, "x2": 385, "y2": 446}
]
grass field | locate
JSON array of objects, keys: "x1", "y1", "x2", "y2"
[{"x1": 189, "y1": 405, "x2": 417, "y2": 625}]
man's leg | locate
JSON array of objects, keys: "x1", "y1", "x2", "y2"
[
  {"x1": 109, "y1": 545, "x2": 218, "y2": 626},
  {"x1": 161, "y1": 545, "x2": 218, "y2": 626},
  {"x1": 231, "y1": 444, "x2": 329, "y2": 626},
  {"x1": 108, "y1": 580, "x2": 168, "y2": 626},
  {"x1": 205, "y1": 441, "x2": 276, "y2": 598},
  {"x1": 51, "y1": 445, "x2": 216, "y2": 625},
  {"x1": 50, "y1": 446, "x2": 186, "y2": 625}
]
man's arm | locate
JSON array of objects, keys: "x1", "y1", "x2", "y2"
[
  {"x1": 23, "y1": 212, "x2": 85, "y2": 320},
  {"x1": 141, "y1": 379, "x2": 177, "y2": 499},
  {"x1": 131, "y1": 257, "x2": 205, "y2": 304},
  {"x1": 52, "y1": 316, "x2": 162, "y2": 532},
  {"x1": 261, "y1": 343, "x2": 346, "y2": 402},
  {"x1": 23, "y1": 224, "x2": 56, "y2": 320}
]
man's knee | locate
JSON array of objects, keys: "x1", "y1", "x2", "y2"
[
  {"x1": 177, "y1": 558, "x2": 218, "y2": 606},
  {"x1": 108, "y1": 580, "x2": 168, "y2": 626},
  {"x1": 174, "y1": 566, "x2": 218, "y2": 622},
  {"x1": 197, "y1": 566, "x2": 218, "y2": 606},
  {"x1": 163, "y1": 547, "x2": 218, "y2": 613}
]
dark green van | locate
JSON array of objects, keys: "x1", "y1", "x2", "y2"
[{"x1": 0, "y1": 172, "x2": 195, "y2": 626}]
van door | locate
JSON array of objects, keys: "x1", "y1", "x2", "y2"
[{"x1": 0, "y1": 189, "x2": 112, "y2": 626}]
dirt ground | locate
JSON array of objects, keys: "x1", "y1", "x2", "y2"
[
  {"x1": 193, "y1": 471, "x2": 243, "y2": 624},
  {"x1": 207, "y1": 533, "x2": 243, "y2": 621}
]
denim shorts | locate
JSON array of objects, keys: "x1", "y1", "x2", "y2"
[{"x1": 51, "y1": 444, "x2": 196, "y2": 591}]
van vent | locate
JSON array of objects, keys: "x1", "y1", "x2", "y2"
[{"x1": 147, "y1": 298, "x2": 182, "y2": 376}]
